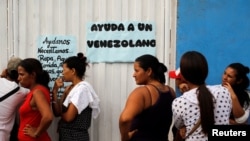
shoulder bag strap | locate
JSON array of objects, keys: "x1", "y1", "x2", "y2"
[
  {"x1": 184, "y1": 118, "x2": 201, "y2": 139},
  {"x1": 0, "y1": 86, "x2": 20, "y2": 102}
]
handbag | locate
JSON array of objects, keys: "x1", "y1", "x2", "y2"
[{"x1": 173, "y1": 118, "x2": 201, "y2": 141}]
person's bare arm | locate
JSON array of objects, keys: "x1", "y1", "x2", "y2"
[
  {"x1": 119, "y1": 87, "x2": 146, "y2": 141},
  {"x1": 60, "y1": 103, "x2": 78, "y2": 122},
  {"x1": 52, "y1": 77, "x2": 67, "y2": 116},
  {"x1": 224, "y1": 82, "x2": 245, "y2": 118},
  {"x1": 23, "y1": 89, "x2": 53, "y2": 138}
]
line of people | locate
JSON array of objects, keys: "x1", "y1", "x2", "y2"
[
  {"x1": 119, "y1": 51, "x2": 250, "y2": 141},
  {"x1": 0, "y1": 53, "x2": 100, "y2": 141},
  {"x1": 0, "y1": 51, "x2": 249, "y2": 141}
]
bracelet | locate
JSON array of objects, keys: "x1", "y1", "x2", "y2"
[{"x1": 52, "y1": 101, "x2": 57, "y2": 104}]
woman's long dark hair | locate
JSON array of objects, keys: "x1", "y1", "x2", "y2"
[
  {"x1": 180, "y1": 51, "x2": 214, "y2": 134},
  {"x1": 19, "y1": 58, "x2": 50, "y2": 90},
  {"x1": 135, "y1": 54, "x2": 167, "y2": 84},
  {"x1": 227, "y1": 63, "x2": 250, "y2": 108}
]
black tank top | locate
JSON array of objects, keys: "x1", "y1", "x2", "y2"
[{"x1": 130, "y1": 85, "x2": 174, "y2": 141}]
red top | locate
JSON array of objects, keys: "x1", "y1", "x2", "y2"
[{"x1": 18, "y1": 85, "x2": 51, "y2": 141}]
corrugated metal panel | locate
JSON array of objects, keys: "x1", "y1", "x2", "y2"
[
  {"x1": 1, "y1": 0, "x2": 176, "y2": 141},
  {"x1": 0, "y1": 0, "x2": 8, "y2": 69}
]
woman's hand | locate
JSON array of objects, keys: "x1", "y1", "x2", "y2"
[
  {"x1": 222, "y1": 82, "x2": 237, "y2": 98},
  {"x1": 179, "y1": 126, "x2": 186, "y2": 138},
  {"x1": 23, "y1": 124, "x2": 38, "y2": 138},
  {"x1": 128, "y1": 129, "x2": 138, "y2": 139},
  {"x1": 178, "y1": 83, "x2": 189, "y2": 93},
  {"x1": 0, "y1": 69, "x2": 7, "y2": 78},
  {"x1": 54, "y1": 77, "x2": 64, "y2": 89},
  {"x1": 223, "y1": 82, "x2": 233, "y2": 93},
  {"x1": 52, "y1": 77, "x2": 64, "y2": 95}
]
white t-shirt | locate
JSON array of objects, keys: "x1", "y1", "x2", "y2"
[
  {"x1": 235, "y1": 102, "x2": 250, "y2": 124},
  {"x1": 0, "y1": 78, "x2": 29, "y2": 141},
  {"x1": 63, "y1": 81, "x2": 100, "y2": 119},
  {"x1": 172, "y1": 85, "x2": 232, "y2": 141}
]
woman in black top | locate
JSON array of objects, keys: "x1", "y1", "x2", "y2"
[{"x1": 119, "y1": 54, "x2": 176, "y2": 141}]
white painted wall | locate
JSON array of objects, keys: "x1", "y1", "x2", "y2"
[{"x1": 0, "y1": 0, "x2": 177, "y2": 141}]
